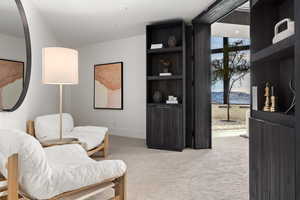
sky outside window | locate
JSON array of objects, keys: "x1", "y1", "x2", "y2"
[{"x1": 211, "y1": 37, "x2": 250, "y2": 105}]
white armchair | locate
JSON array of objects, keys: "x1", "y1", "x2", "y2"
[
  {"x1": 27, "y1": 113, "x2": 109, "y2": 157},
  {"x1": 0, "y1": 129, "x2": 126, "y2": 200}
]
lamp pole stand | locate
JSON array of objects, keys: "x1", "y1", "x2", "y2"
[
  {"x1": 40, "y1": 84, "x2": 79, "y2": 146},
  {"x1": 59, "y1": 84, "x2": 63, "y2": 140}
]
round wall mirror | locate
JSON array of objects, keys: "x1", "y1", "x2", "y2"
[{"x1": 0, "y1": 0, "x2": 31, "y2": 111}]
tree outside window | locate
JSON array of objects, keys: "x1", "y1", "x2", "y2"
[{"x1": 211, "y1": 37, "x2": 250, "y2": 121}]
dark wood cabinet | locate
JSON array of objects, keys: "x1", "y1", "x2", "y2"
[
  {"x1": 250, "y1": 0, "x2": 298, "y2": 199},
  {"x1": 250, "y1": 118, "x2": 295, "y2": 200},
  {"x1": 146, "y1": 21, "x2": 186, "y2": 151},
  {"x1": 147, "y1": 105, "x2": 183, "y2": 151}
]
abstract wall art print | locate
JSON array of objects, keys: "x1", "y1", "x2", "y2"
[{"x1": 94, "y1": 62, "x2": 123, "y2": 110}]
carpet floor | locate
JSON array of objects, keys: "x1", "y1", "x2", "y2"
[{"x1": 89, "y1": 136, "x2": 249, "y2": 200}]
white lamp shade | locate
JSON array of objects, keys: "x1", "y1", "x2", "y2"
[{"x1": 42, "y1": 47, "x2": 78, "y2": 84}]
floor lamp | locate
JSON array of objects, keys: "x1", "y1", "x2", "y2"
[{"x1": 42, "y1": 47, "x2": 78, "y2": 141}]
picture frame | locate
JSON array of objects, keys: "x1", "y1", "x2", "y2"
[
  {"x1": 0, "y1": 59, "x2": 25, "y2": 85},
  {"x1": 94, "y1": 62, "x2": 123, "y2": 110},
  {"x1": 0, "y1": 59, "x2": 24, "y2": 110}
]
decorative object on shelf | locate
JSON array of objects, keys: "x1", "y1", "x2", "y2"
[
  {"x1": 94, "y1": 62, "x2": 123, "y2": 110},
  {"x1": 270, "y1": 86, "x2": 277, "y2": 112},
  {"x1": 252, "y1": 86, "x2": 258, "y2": 111},
  {"x1": 166, "y1": 95, "x2": 178, "y2": 104},
  {"x1": 153, "y1": 91, "x2": 162, "y2": 103},
  {"x1": 285, "y1": 80, "x2": 296, "y2": 114},
  {"x1": 272, "y1": 18, "x2": 295, "y2": 44},
  {"x1": 263, "y1": 82, "x2": 271, "y2": 112},
  {"x1": 160, "y1": 58, "x2": 172, "y2": 73},
  {"x1": 270, "y1": 96, "x2": 277, "y2": 112},
  {"x1": 150, "y1": 43, "x2": 163, "y2": 49},
  {"x1": 167, "y1": 36, "x2": 177, "y2": 47}
]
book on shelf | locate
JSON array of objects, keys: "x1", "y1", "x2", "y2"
[
  {"x1": 159, "y1": 73, "x2": 172, "y2": 76},
  {"x1": 150, "y1": 44, "x2": 163, "y2": 49},
  {"x1": 166, "y1": 100, "x2": 178, "y2": 104}
]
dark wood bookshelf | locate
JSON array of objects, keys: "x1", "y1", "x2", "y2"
[
  {"x1": 146, "y1": 21, "x2": 186, "y2": 151},
  {"x1": 252, "y1": 110, "x2": 295, "y2": 127},
  {"x1": 250, "y1": 0, "x2": 297, "y2": 199},
  {"x1": 147, "y1": 75, "x2": 183, "y2": 80},
  {"x1": 251, "y1": 35, "x2": 295, "y2": 63},
  {"x1": 147, "y1": 47, "x2": 183, "y2": 54}
]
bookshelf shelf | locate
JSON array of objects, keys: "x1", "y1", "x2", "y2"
[
  {"x1": 251, "y1": 36, "x2": 295, "y2": 63},
  {"x1": 147, "y1": 75, "x2": 183, "y2": 80},
  {"x1": 147, "y1": 47, "x2": 182, "y2": 54}
]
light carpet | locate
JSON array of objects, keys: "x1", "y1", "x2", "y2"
[{"x1": 89, "y1": 135, "x2": 249, "y2": 200}]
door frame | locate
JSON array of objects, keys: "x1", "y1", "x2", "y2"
[{"x1": 191, "y1": 0, "x2": 248, "y2": 149}]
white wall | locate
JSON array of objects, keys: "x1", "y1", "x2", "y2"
[
  {"x1": 0, "y1": 33, "x2": 26, "y2": 61},
  {"x1": 0, "y1": 0, "x2": 60, "y2": 130},
  {"x1": 66, "y1": 35, "x2": 146, "y2": 139}
]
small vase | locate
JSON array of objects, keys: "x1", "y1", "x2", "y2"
[
  {"x1": 159, "y1": 59, "x2": 172, "y2": 74},
  {"x1": 163, "y1": 67, "x2": 169, "y2": 73},
  {"x1": 168, "y1": 36, "x2": 177, "y2": 47},
  {"x1": 153, "y1": 91, "x2": 162, "y2": 103}
]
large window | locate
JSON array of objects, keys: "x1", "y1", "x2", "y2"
[{"x1": 211, "y1": 37, "x2": 250, "y2": 105}]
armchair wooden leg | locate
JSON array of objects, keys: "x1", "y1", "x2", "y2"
[
  {"x1": 103, "y1": 134, "x2": 109, "y2": 158},
  {"x1": 7, "y1": 154, "x2": 18, "y2": 200},
  {"x1": 114, "y1": 173, "x2": 127, "y2": 200}
]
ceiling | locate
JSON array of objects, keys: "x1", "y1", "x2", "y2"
[
  {"x1": 0, "y1": 0, "x2": 24, "y2": 38},
  {"x1": 30, "y1": 0, "x2": 216, "y2": 47},
  {"x1": 237, "y1": 1, "x2": 250, "y2": 12},
  {"x1": 212, "y1": 22, "x2": 249, "y2": 39},
  {"x1": 212, "y1": 1, "x2": 250, "y2": 39}
]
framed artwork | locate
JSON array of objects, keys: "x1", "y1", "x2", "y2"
[
  {"x1": 94, "y1": 62, "x2": 123, "y2": 110},
  {"x1": 0, "y1": 59, "x2": 24, "y2": 110}
]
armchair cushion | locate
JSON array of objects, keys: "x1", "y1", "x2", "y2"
[
  {"x1": 35, "y1": 113, "x2": 74, "y2": 141},
  {"x1": 34, "y1": 114, "x2": 108, "y2": 151},
  {"x1": 73, "y1": 126, "x2": 108, "y2": 133},
  {"x1": 0, "y1": 129, "x2": 126, "y2": 200},
  {"x1": 71, "y1": 126, "x2": 108, "y2": 150}
]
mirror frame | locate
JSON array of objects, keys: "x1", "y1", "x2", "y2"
[{"x1": 2, "y1": 0, "x2": 31, "y2": 112}]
